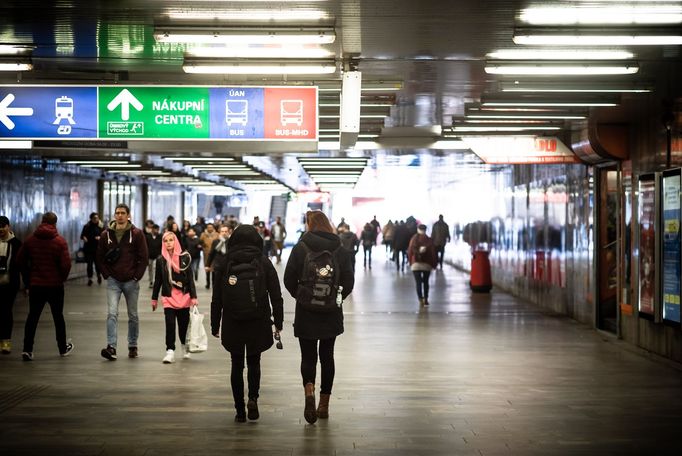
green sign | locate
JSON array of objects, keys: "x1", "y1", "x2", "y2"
[{"x1": 98, "y1": 87, "x2": 210, "y2": 139}]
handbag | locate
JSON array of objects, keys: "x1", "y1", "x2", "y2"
[
  {"x1": 188, "y1": 306, "x2": 208, "y2": 353},
  {"x1": 75, "y1": 248, "x2": 88, "y2": 264}
]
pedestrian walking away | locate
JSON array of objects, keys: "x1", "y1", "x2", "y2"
[
  {"x1": 145, "y1": 224, "x2": 162, "y2": 288},
  {"x1": 96, "y1": 203, "x2": 148, "y2": 361},
  {"x1": 408, "y1": 224, "x2": 438, "y2": 306},
  {"x1": 271, "y1": 216, "x2": 287, "y2": 264},
  {"x1": 16, "y1": 212, "x2": 73, "y2": 361},
  {"x1": 284, "y1": 210, "x2": 354, "y2": 424},
  {"x1": 80, "y1": 212, "x2": 103, "y2": 286},
  {"x1": 337, "y1": 225, "x2": 359, "y2": 272},
  {"x1": 360, "y1": 223, "x2": 376, "y2": 269},
  {"x1": 431, "y1": 214, "x2": 451, "y2": 269},
  {"x1": 211, "y1": 224, "x2": 284, "y2": 422},
  {"x1": 184, "y1": 228, "x2": 202, "y2": 281},
  {"x1": 151, "y1": 232, "x2": 198, "y2": 364},
  {"x1": 0, "y1": 216, "x2": 23, "y2": 355}
]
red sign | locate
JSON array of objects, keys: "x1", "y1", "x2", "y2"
[
  {"x1": 464, "y1": 136, "x2": 580, "y2": 165},
  {"x1": 264, "y1": 87, "x2": 317, "y2": 140}
]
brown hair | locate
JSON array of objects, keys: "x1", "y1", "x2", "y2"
[
  {"x1": 306, "y1": 210, "x2": 335, "y2": 234},
  {"x1": 41, "y1": 212, "x2": 58, "y2": 225}
]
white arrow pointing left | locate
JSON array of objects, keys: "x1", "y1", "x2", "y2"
[{"x1": 0, "y1": 94, "x2": 34, "y2": 130}]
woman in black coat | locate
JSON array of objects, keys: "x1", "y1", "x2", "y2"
[
  {"x1": 210, "y1": 224, "x2": 284, "y2": 423},
  {"x1": 283, "y1": 210, "x2": 354, "y2": 424}
]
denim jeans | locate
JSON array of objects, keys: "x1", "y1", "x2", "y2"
[
  {"x1": 412, "y1": 270, "x2": 431, "y2": 300},
  {"x1": 106, "y1": 278, "x2": 140, "y2": 349}
]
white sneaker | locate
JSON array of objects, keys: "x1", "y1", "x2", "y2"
[
  {"x1": 162, "y1": 349, "x2": 175, "y2": 364},
  {"x1": 182, "y1": 344, "x2": 191, "y2": 359}
]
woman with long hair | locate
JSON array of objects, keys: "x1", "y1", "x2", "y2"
[{"x1": 283, "y1": 211, "x2": 354, "y2": 424}]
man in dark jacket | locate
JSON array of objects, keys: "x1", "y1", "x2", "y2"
[
  {"x1": 431, "y1": 214, "x2": 451, "y2": 269},
  {"x1": 0, "y1": 216, "x2": 23, "y2": 355},
  {"x1": 392, "y1": 221, "x2": 410, "y2": 272},
  {"x1": 96, "y1": 203, "x2": 148, "y2": 361},
  {"x1": 16, "y1": 212, "x2": 73, "y2": 361},
  {"x1": 80, "y1": 212, "x2": 103, "y2": 286},
  {"x1": 184, "y1": 228, "x2": 202, "y2": 281},
  {"x1": 145, "y1": 224, "x2": 162, "y2": 288}
]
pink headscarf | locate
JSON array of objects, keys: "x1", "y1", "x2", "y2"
[{"x1": 162, "y1": 231, "x2": 182, "y2": 273}]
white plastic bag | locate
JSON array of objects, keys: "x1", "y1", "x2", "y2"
[{"x1": 188, "y1": 306, "x2": 208, "y2": 353}]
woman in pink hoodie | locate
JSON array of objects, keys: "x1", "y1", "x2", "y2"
[{"x1": 151, "y1": 232, "x2": 198, "y2": 363}]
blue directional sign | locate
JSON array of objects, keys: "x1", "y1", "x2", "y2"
[
  {"x1": 209, "y1": 88, "x2": 265, "y2": 139},
  {"x1": 0, "y1": 86, "x2": 97, "y2": 138}
]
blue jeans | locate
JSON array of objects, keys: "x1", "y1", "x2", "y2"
[{"x1": 106, "y1": 278, "x2": 140, "y2": 349}]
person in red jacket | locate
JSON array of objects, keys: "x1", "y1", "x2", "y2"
[
  {"x1": 407, "y1": 224, "x2": 438, "y2": 306},
  {"x1": 96, "y1": 203, "x2": 149, "y2": 361},
  {"x1": 16, "y1": 212, "x2": 73, "y2": 361}
]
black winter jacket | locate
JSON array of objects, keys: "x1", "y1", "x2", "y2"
[
  {"x1": 151, "y1": 253, "x2": 197, "y2": 301},
  {"x1": 0, "y1": 235, "x2": 22, "y2": 290},
  {"x1": 284, "y1": 231, "x2": 354, "y2": 339},
  {"x1": 210, "y1": 225, "x2": 284, "y2": 355},
  {"x1": 145, "y1": 232, "x2": 162, "y2": 260}
]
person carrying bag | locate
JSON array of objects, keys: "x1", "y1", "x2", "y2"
[
  {"x1": 151, "y1": 231, "x2": 198, "y2": 364},
  {"x1": 210, "y1": 224, "x2": 284, "y2": 423}
]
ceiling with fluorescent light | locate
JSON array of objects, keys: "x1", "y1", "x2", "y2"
[{"x1": 0, "y1": 0, "x2": 680, "y2": 190}]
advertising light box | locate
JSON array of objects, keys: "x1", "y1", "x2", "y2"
[
  {"x1": 661, "y1": 169, "x2": 682, "y2": 325},
  {"x1": 638, "y1": 174, "x2": 658, "y2": 320}
]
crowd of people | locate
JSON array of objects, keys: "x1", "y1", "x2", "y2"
[{"x1": 0, "y1": 207, "x2": 452, "y2": 424}]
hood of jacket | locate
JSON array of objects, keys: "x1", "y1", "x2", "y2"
[
  {"x1": 109, "y1": 220, "x2": 132, "y2": 231},
  {"x1": 34, "y1": 223, "x2": 59, "y2": 240},
  {"x1": 227, "y1": 224, "x2": 263, "y2": 263},
  {"x1": 301, "y1": 231, "x2": 341, "y2": 251},
  {"x1": 0, "y1": 232, "x2": 15, "y2": 243}
]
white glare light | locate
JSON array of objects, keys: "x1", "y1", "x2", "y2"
[
  {"x1": 164, "y1": 9, "x2": 329, "y2": 22},
  {"x1": 183, "y1": 62, "x2": 336, "y2": 75},
  {"x1": 485, "y1": 63, "x2": 639, "y2": 75},
  {"x1": 520, "y1": 6, "x2": 682, "y2": 25},
  {"x1": 487, "y1": 49, "x2": 634, "y2": 60},
  {"x1": 513, "y1": 34, "x2": 682, "y2": 46},
  {"x1": 0, "y1": 62, "x2": 32, "y2": 71},
  {"x1": 156, "y1": 29, "x2": 335, "y2": 45},
  {"x1": 187, "y1": 46, "x2": 334, "y2": 59}
]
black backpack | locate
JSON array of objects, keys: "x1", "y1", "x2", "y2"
[
  {"x1": 222, "y1": 257, "x2": 268, "y2": 320},
  {"x1": 297, "y1": 242, "x2": 342, "y2": 312}
]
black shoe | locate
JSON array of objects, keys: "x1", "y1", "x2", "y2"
[
  {"x1": 97, "y1": 276, "x2": 102, "y2": 285},
  {"x1": 22, "y1": 351, "x2": 33, "y2": 361},
  {"x1": 101, "y1": 345, "x2": 117, "y2": 360},
  {"x1": 60, "y1": 341, "x2": 74, "y2": 357},
  {"x1": 87, "y1": 279, "x2": 93, "y2": 286},
  {"x1": 247, "y1": 399, "x2": 259, "y2": 420},
  {"x1": 205, "y1": 284, "x2": 210, "y2": 289},
  {"x1": 128, "y1": 347, "x2": 138, "y2": 358},
  {"x1": 235, "y1": 405, "x2": 247, "y2": 423}
]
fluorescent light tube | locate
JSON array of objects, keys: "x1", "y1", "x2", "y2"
[
  {"x1": 467, "y1": 113, "x2": 586, "y2": 120},
  {"x1": 0, "y1": 140, "x2": 31, "y2": 149},
  {"x1": 449, "y1": 126, "x2": 561, "y2": 132},
  {"x1": 0, "y1": 62, "x2": 32, "y2": 71},
  {"x1": 163, "y1": 9, "x2": 329, "y2": 22},
  {"x1": 481, "y1": 96, "x2": 619, "y2": 107},
  {"x1": 513, "y1": 28, "x2": 682, "y2": 46},
  {"x1": 156, "y1": 27, "x2": 335, "y2": 45},
  {"x1": 485, "y1": 61, "x2": 638, "y2": 75},
  {"x1": 166, "y1": 157, "x2": 235, "y2": 161},
  {"x1": 187, "y1": 46, "x2": 333, "y2": 59},
  {"x1": 487, "y1": 49, "x2": 634, "y2": 60},
  {"x1": 520, "y1": 5, "x2": 682, "y2": 25},
  {"x1": 183, "y1": 59, "x2": 336, "y2": 75},
  {"x1": 499, "y1": 81, "x2": 652, "y2": 93}
]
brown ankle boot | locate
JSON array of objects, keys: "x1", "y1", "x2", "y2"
[
  {"x1": 317, "y1": 393, "x2": 330, "y2": 419},
  {"x1": 304, "y1": 382, "x2": 317, "y2": 424}
]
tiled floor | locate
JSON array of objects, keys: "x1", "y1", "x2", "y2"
[{"x1": 1, "y1": 250, "x2": 681, "y2": 455}]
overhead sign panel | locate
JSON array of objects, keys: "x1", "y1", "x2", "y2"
[
  {"x1": 463, "y1": 136, "x2": 580, "y2": 164},
  {"x1": 0, "y1": 85, "x2": 317, "y2": 141},
  {"x1": 0, "y1": 87, "x2": 97, "y2": 138}
]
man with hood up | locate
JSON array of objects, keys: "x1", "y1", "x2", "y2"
[
  {"x1": 96, "y1": 203, "x2": 148, "y2": 361},
  {"x1": 16, "y1": 212, "x2": 73, "y2": 360},
  {"x1": 211, "y1": 224, "x2": 284, "y2": 423}
]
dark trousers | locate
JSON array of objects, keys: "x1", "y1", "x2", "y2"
[
  {"x1": 85, "y1": 252, "x2": 100, "y2": 279},
  {"x1": 395, "y1": 249, "x2": 408, "y2": 271},
  {"x1": 190, "y1": 258, "x2": 200, "y2": 281},
  {"x1": 23, "y1": 286, "x2": 67, "y2": 353},
  {"x1": 435, "y1": 246, "x2": 445, "y2": 268},
  {"x1": 413, "y1": 270, "x2": 431, "y2": 300},
  {"x1": 164, "y1": 307, "x2": 190, "y2": 350},
  {"x1": 230, "y1": 346, "x2": 262, "y2": 407},
  {"x1": 363, "y1": 245, "x2": 373, "y2": 267},
  {"x1": 299, "y1": 337, "x2": 336, "y2": 395},
  {"x1": 0, "y1": 285, "x2": 19, "y2": 340}
]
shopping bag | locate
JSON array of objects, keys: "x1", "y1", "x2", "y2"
[
  {"x1": 75, "y1": 248, "x2": 88, "y2": 264},
  {"x1": 188, "y1": 306, "x2": 208, "y2": 353}
]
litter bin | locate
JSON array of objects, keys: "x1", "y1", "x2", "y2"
[{"x1": 470, "y1": 250, "x2": 492, "y2": 293}]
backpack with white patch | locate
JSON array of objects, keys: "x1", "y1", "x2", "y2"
[
  {"x1": 296, "y1": 242, "x2": 342, "y2": 312},
  {"x1": 222, "y1": 257, "x2": 268, "y2": 320}
]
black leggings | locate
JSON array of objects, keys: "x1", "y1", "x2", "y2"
[
  {"x1": 164, "y1": 307, "x2": 190, "y2": 350},
  {"x1": 299, "y1": 337, "x2": 336, "y2": 395},
  {"x1": 230, "y1": 346, "x2": 262, "y2": 406}
]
